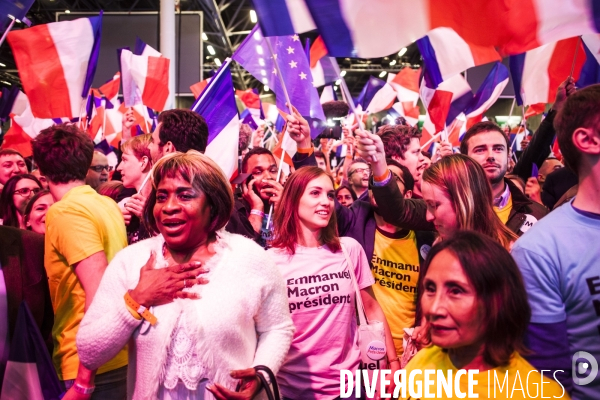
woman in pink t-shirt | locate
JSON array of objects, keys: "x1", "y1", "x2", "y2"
[{"x1": 268, "y1": 166, "x2": 399, "y2": 399}]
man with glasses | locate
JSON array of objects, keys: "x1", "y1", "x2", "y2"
[
  {"x1": 347, "y1": 158, "x2": 371, "y2": 201},
  {"x1": 85, "y1": 151, "x2": 112, "y2": 191}
]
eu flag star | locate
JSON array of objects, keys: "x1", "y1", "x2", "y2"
[
  {"x1": 299, "y1": 72, "x2": 307, "y2": 80},
  {"x1": 289, "y1": 60, "x2": 298, "y2": 68},
  {"x1": 286, "y1": 46, "x2": 295, "y2": 54}
]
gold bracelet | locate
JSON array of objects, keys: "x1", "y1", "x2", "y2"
[{"x1": 124, "y1": 291, "x2": 157, "y2": 325}]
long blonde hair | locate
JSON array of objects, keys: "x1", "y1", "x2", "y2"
[{"x1": 423, "y1": 154, "x2": 517, "y2": 249}]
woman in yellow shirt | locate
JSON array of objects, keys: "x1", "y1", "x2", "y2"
[{"x1": 401, "y1": 231, "x2": 568, "y2": 399}]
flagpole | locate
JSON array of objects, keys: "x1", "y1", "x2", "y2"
[
  {"x1": 569, "y1": 36, "x2": 582, "y2": 80},
  {"x1": 263, "y1": 37, "x2": 299, "y2": 230},
  {"x1": 191, "y1": 57, "x2": 233, "y2": 113},
  {"x1": 421, "y1": 132, "x2": 442, "y2": 150},
  {"x1": 0, "y1": 17, "x2": 16, "y2": 47},
  {"x1": 507, "y1": 97, "x2": 516, "y2": 128},
  {"x1": 102, "y1": 98, "x2": 107, "y2": 140},
  {"x1": 330, "y1": 61, "x2": 377, "y2": 162}
]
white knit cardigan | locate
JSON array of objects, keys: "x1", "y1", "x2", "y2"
[{"x1": 77, "y1": 231, "x2": 295, "y2": 400}]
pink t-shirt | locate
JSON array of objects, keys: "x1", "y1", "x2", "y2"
[{"x1": 268, "y1": 237, "x2": 375, "y2": 399}]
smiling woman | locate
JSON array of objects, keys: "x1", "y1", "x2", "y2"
[
  {"x1": 76, "y1": 151, "x2": 295, "y2": 400},
  {"x1": 268, "y1": 167, "x2": 399, "y2": 399}
]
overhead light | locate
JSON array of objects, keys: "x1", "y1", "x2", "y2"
[
  {"x1": 261, "y1": 78, "x2": 268, "y2": 84},
  {"x1": 264, "y1": 85, "x2": 269, "y2": 92},
  {"x1": 389, "y1": 60, "x2": 397, "y2": 66},
  {"x1": 214, "y1": 58, "x2": 222, "y2": 66},
  {"x1": 261, "y1": 69, "x2": 266, "y2": 76},
  {"x1": 250, "y1": 10, "x2": 257, "y2": 23},
  {"x1": 202, "y1": 32, "x2": 208, "y2": 41},
  {"x1": 1, "y1": 81, "x2": 11, "y2": 86},
  {"x1": 398, "y1": 47, "x2": 407, "y2": 57},
  {"x1": 379, "y1": 71, "x2": 387, "y2": 78},
  {"x1": 340, "y1": 70, "x2": 347, "y2": 77},
  {"x1": 256, "y1": 45, "x2": 263, "y2": 55},
  {"x1": 335, "y1": 79, "x2": 341, "y2": 85},
  {"x1": 0, "y1": 63, "x2": 5, "y2": 67},
  {"x1": 65, "y1": 10, "x2": 70, "y2": 14},
  {"x1": 258, "y1": 58, "x2": 265, "y2": 66},
  {"x1": 207, "y1": 45, "x2": 216, "y2": 55}
]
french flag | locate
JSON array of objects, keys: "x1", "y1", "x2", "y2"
[
  {"x1": 0, "y1": 303, "x2": 62, "y2": 399},
  {"x1": 253, "y1": 0, "x2": 600, "y2": 58},
  {"x1": 464, "y1": 62, "x2": 510, "y2": 129},
  {"x1": 309, "y1": 36, "x2": 339, "y2": 87},
  {"x1": 236, "y1": 88, "x2": 264, "y2": 120},
  {"x1": 191, "y1": 63, "x2": 240, "y2": 180},
  {"x1": 190, "y1": 78, "x2": 211, "y2": 99},
  {"x1": 420, "y1": 73, "x2": 472, "y2": 133},
  {"x1": 577, "y1": 34, "x2": 600, "y2": 88},
  {"x1": 7, "y1": 14, "x2": 102, "y2": 119},
  {"x1": 99, "y1": 72, "x2": 121, "y2": 106},
  {"x1": 355, "y1": 76, "x2": 396, "y2": 114},
  {"x1": 120, "y1": 42, "x2": 170, "y2": 112},
  {"x1": 509, "y1": 36, "x2": 585, "y2": 107},
  {"x1": 417, "y1": 27, "x2": 501, "y2": 88},
  {"x1": 387, "y1": 68, "x2": 421, "y2": 126},
  {"x1": 320, "y1": 85, "x2": 338, "y2": 104}
]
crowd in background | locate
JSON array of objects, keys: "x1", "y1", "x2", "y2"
[{"x1": 0, "y1": 78, "x2": 598, "y2": 400}]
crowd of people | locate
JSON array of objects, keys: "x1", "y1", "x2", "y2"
[{"x1": 0, "y1": 77, "x2": 597, "y2": 400}]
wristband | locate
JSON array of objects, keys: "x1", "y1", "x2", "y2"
[
  {"x1": 373, "y1": 170, "x2": 391, "y2": 182},
  {"x1": 124, "y1": 291, "x2": 157, "y2": 326},
  {"x1": 250, "y1": 209, "x2": 265, "y2": 218},
  {"x1": 73, "y1": 383, "x2": 95, "y2": 395},
  {"x1": 296, "y1": 145, "x2": 314, "y2": 154}
]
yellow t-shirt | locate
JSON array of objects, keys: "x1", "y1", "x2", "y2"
[
  {"x1": 494, "y1": 193, "x2": 513, "y2": 225},
  {"x1": 401, "y1": 346, "x2": 568, "y2": 399},
  {"x1": 45, "y1": 185, "x2": 128, "y2": 380},
  {"x1": 371, "y1": 229, "x2": 420, "y2": 356}
]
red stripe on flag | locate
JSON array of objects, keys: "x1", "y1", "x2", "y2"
[
  {"x1": 7, "y1": 25, "x2": 73, "y2": 119},
  {"x1": 191, "y1": 79, "x2": 209, "y2": 99},
  {"x1": 310, "y1": 36, "x2": 329, "y2": 69},
  {"x1": 236, "y1": 89, "x2": 261, "y2": 109},
  {"x1": 142, "y1": 56, "x2": 170, "y2": 111},
  {"x1": 467, "y1": 42, "x2": 501, "y2": 66},
  {"x1": 99, "y1": 72, "x2": 121, "y2": 100},
  {"x1": 402, "y1": 102, "x2": 420, "y2": 119},
  {"x1": 428, "y1": 90, "x2": 453, "y2": 133},
  {"x1": 547, "y1": 38, "x2": 586, "y2": 102},
  {"x1": 2, "y1": 115, "x2": 33, "y2": 157},
  {"x1": 392, "y1": 68, "x2": 421, "y2": 93},
  {"x1": 524, "y1": 103, "x2": 546, "y2": 119}
]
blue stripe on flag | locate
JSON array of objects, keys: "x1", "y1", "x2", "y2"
[
  {"x1": 82, "y1": 12, "x2": 103, "y2": 97},
  {"x1": 446, "y1": 92, "x2": 472, "y2": 126},
  {"x1": 253, "y1": 0, "x2": 296, "y2": 36},
  {"x1": 576, "y1": 43, "x2": 600, "y2": 88},
  {"x1": 134, "y1": 37, "x2": 146, "y2": 56},
  {"x1": 417, "y1": 36, "x2": 443, "y2": 88},
  {"x1": 465, "y1": 62, "x2": 509, "y2": 115},
  {"x1": 191, "y1": 64, "x2": 238, "y2": 145},
  {"x1": 593, "y1": 0, "x2": 600, "y2": 32},
  {"x1": 304, "y1": 0, "x2": 355, "y2": 57},
  {"x1": 509, "y1": 53, "x2": 526, "y2": 106}
]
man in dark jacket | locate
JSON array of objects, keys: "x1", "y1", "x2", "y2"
[{"x1": 0, "y1": 226, "x2": 53, "y2": 392}]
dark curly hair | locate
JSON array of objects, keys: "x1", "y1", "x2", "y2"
[
  {"x1": 378, "y1": 124, "x2": 421, "y2": 160},
  {"x1": 31, "y1": 124, "x2": 94, "y2": 184},
  {"x1": 157, "y1": 109, "x2": 209, "y2": 153}
]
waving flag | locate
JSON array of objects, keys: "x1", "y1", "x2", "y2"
[
  {"x1": 421, "y1": 73, "x2": 472, "y2": 132},
  {"x1": 577, "y1": 34, "x2": 600, "y2": 88},
  {"x1": 417, "y1": 27, "x2": 501, "y2": 88},
  {"x1": 320, "y1": 85, "x2": 338, "y2": 104},
  {"x1": 232, "y1": 25, "x2": 325, "y2": 137},
  {"x1": 190, "y1": 78, "x2": 211, "y2": 99},
  {"x1": 309, "y1": 36, "x2": 339, "y2": 87},
  {"x1": 99, "y1": 72, "x2": 121, "y2": 105},
  {"x1": 387, "y1": 68, "x2": 421, "y2": 126},
  {"x1": 509, "y1": 37, "x2": 585, "y2": 107},
  {"x1": 355, "y1": 76, "x2": 396, "y2": 114},
  {"x1": 192, "y1": 63, "x2": 240, "y2": 180},
  {"x1": 241, "y1": 111, "x2": 259, "y2": 130},
  {"x1": 253, "y1": 0, "x2": 600, "y2": 58},
  {"x1": 0, "y1": 303, "x2": 62, "y2": 400},
  {"x1": 464, "y1": 62, "x2": 510, "y2": 128},
  {"x1": 1, "y1": 0, "x2": 34, "y2": 34},
  {"x1": 0, "y1": 86, "x2": 20, "y2": 122},
  {"x1": 236, "y1": 88, "x2": 265, "y2": 119},
  {"x1": 7, "y1": 14, "x2": 102, "y2": 119},
  {"x1": 134, "y1": 37, "x2": 161, "y2": 57}
]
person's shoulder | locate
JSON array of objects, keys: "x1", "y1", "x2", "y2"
[
  {"x1": 405, "y1": 346, "x2": 447, "y2": 371},
  {"x1": 512, "y1": 205, "x2": 571, "y2": 250},
  {"x1": 0, "y1": 225, "x2": 42, "y2": 248},
  {"x1": 112, "y1": 235, "x2": 163, "y2": 263},
  {"x1": 509, "y1": 353, "x2": 567, "y2": 397},
  {"x1": 340, "y1": 236, "x2": 363, "y2": 251}
]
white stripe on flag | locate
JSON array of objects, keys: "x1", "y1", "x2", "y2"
[
  {"x1": 286, "y1": 0, "x2": 316, "y2": 33},
  {"x1": 534, "y1": 0, "x2": 597, "y2": 44},
  {"x1": 205, "y1": 115, "x2": 240, "y2": 179},
  {"x1": 366, "y1": 83, "x2": 396, "y2": 113},
  {"x1": 426, "y1": 27, "x2": 476, "y2": 79},
  {"x1": 522, "y1": 42, "x2": 555, "y2": 105},
  {"x1": 47, "y1": 18, "x2": 95, "y2": 119},
  {"x1": 311, "y1": 61, "x2": 326, "y2": 87}
]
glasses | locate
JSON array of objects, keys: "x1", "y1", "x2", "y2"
[
  {"x1": 89, "y1": 165, "x2": 114, "y2": 173},
  {"x1": 349, "y1": 167, "x2": 371, "y2": 176},
  {"x1": 14, "y1": 187, "x2": 41, "y2": 197}
]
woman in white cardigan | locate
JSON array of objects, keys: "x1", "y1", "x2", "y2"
[{"x1": 77, "y1": 151, "x2": 295, "y2": 400}]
